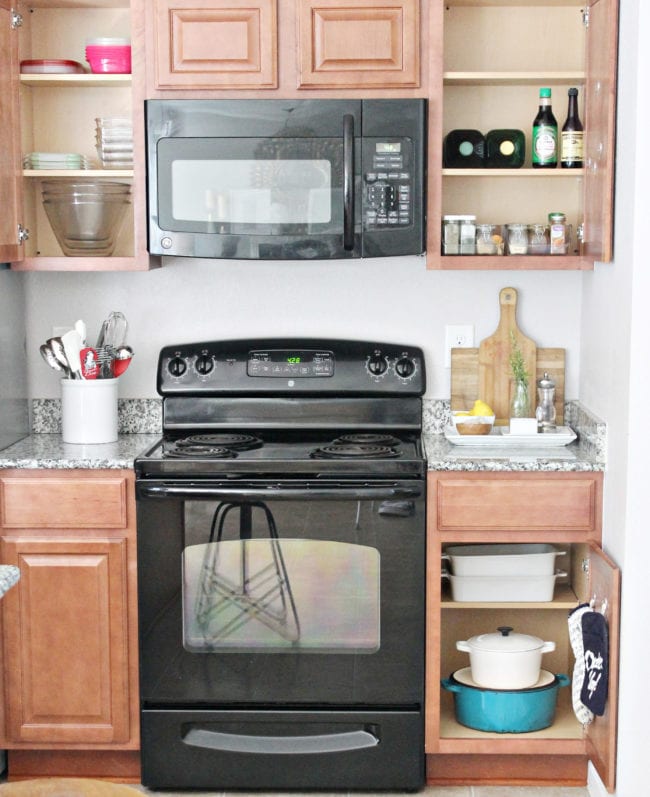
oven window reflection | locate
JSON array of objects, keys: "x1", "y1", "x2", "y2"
[{"x1": 181, "y1": 501, "x2": 380, "y2": 654}]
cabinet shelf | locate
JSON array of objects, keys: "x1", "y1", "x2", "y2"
[
  {"x1": 20, "y1": 73, "x2": 131, "y2": 88},
  {"x1": 444, "y1": 71, "x2": 585, "y2": 86},
  {"x1": 441, "y1": 582, "x2": 579, "y2": 609},
  {"x1": 442, "y1": 168, "x2": 584, "y2": 177},
  {"x1": 24, "y1": 169, "x2": 133, "y2": 177}
]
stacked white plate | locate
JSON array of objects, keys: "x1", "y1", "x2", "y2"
[
  {"x1": 24, "y1": 152, "x2": 91, "y2": 170},
  {"x1": 96, "y1": 117, "x2": 133, "y2": 169}
]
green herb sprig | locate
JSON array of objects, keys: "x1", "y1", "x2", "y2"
[{"x1": 509, "y1": 330, "x2": 529, "y2": 384}]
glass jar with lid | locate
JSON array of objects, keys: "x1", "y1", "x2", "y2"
[
  {"x1": 528, "y1": 223, "x2": 549, "y2": 255},
  {"x1": 505, "y1": 223, "x2": 528, "y2": 255},
  {"x1": 442, "y1": 215, "x2": 476, "y2": 255}
]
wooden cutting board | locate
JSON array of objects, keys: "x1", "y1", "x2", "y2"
[{"x1": 451, "y1": 287, "x2": 565, "y2": 426}]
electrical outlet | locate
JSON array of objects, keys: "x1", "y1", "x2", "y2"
[{"x1": 444, "y1": 324, "x2": 474, "y2": 367}]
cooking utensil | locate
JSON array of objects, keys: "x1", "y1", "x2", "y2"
[
  {"x1": 441, "y1": 669, "x2": 569, "y2": 733},
  {"x1": 450, "y1": 287, "x2": 566, "y2": 426},
  {"x1": 477, "y1": 287, "x2": 537, "y2": 425},
  {"x1": 103, "y1": 311, "x2": 128, "y2": 349},
  {"x1": 74, "y1": 319, "x2": 87, "y2": 347},
  {"x1": 40, "y1": 343, "x2": 65, "y2": 374},
  {"x1": 456, "y1": 626, "x2": 556, "y2": 689},
  {"x1": 61, "y1": 329, "x2": 83, "y2": 379},
  {"x1": 46, "y1": 337, "x2": 70, "y2": 374},
  {"x1": 80, "y1": 346, "x2": 100, "y2": 379},
  {"x1": 113, "y1": 346, "x2": 133, "y2": 377}
]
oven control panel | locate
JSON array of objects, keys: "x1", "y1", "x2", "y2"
[{"x1": 158, "y1": 339, "x2": 425, "y2": 396}]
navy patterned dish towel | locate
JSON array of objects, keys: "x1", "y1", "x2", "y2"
[{"x1": 580, "y1": 609, "x2": 609, "y2": 716}]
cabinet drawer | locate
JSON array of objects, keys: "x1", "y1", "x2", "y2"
[
  {"x1": 432, "y1": 474, "x2": 602, "y2": 534},
  {"x1": 1, "y1": 476, "x2": 127, "y2": 529}
]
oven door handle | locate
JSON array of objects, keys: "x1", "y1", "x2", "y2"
[
  {"x1": 343, "y1": 113, "x2": 355, "y2": 251},
  {"x1": 183, "y1": 726, "x2": 378, "y2": 755},
  {"x1": 138, "y1": 485, "x2": 421, "y2": 501}
]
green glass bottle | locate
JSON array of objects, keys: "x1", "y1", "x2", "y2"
[
  {"x1": 485, "y1": 129, "x2": 526, "y2": 168},
  {"x1": 532, "y1": 88, "x2": 558, "y2": 168}
]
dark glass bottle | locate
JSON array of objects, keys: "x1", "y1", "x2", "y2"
[
  {"x1": 485, "y1": 129, "x2": 526, "y2": 168},
  {"x1": 561, "y1": 87, "x2": 584, "y2": 169},
  {"x1": 532, "y1": 88, "x2": 558, "y2": 168}
]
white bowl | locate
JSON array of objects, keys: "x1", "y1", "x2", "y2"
[{"x1": 451, "y1": 411, "x2": 495, "y2": 436}]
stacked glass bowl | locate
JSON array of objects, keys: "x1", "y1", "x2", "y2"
[
  {"x1": 41, "y1": 181, "x2": 131, "y2": 256},
  {"x1": 96, "y1": 117, "x2": 133, "y2": 169}
]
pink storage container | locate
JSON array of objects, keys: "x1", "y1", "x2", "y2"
[{"x1": 85, "y1": 37, "x2": 131, "y2": 74}]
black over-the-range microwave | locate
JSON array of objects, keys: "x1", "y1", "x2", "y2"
[{"x1": 145, "y1": 99, "x2": 427, "y2": 260}]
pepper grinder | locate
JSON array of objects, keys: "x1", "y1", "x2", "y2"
[{"x1": 535, "y1": 371, "x2": 557, "y2": 432}]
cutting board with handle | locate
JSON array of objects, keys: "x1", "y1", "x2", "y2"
[{"x1": 451, "y1": 287, "x2": 565, "y2": 426}]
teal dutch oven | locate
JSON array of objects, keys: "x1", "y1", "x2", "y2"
[{"x1": 441, "y1": 669, "x2": 570, "y2": 733}]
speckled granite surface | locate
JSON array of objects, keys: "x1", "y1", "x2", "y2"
[
  {"x1": 0, "y1": 565, "x2": 19, "y2": 597},
  {"x1": 1, "y1": 398, "x2": 604, "y2": 472}
]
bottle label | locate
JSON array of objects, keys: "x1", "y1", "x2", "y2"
[
  {"x1": 561, "y1": 131, "x2": 584, "y2": 162},
  {"x1": 533, "y1": 125, "x2": 558, "y2": 165}
]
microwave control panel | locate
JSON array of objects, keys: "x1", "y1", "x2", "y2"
[{"x1": 363, "y1": 139, "x2": 413, "y2": 229}]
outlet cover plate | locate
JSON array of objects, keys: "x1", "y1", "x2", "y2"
[{"x1": 445, "y1": 324, "x2": 474, "y2": 367}]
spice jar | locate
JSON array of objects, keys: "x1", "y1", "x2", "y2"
[
  {"x1": 505, "y1": 223, "x2": 528, "y2": 255},
  {"x1": 548, "y1": 212, "x2": 567, "y2": 254},
  {"x1": 528, "y1": 223, "x2": 549, "y2": 255},
  {"x1": 476, "y1": 224, "x2": 498, "y2": 255},
  {"x1": 442, "y1": 215, "x2": 476, "y2": 255}
]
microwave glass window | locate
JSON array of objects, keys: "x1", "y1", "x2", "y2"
[{"x1": 171, "y1": 160, "x2": 333, "y2": 225}]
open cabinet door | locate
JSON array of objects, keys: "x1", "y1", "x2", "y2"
[
  {"x1": 0, "y1": 0, "x2": 24, "y2": 265},
  {"x1": 585, "y1": 544, "x2": 621, "y2": 793},
  {"x1": 582, "y1": 0, "x2": 619, "y2": 264}
]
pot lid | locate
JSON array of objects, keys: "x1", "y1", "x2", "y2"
[
  {"x1": 467, "y1": 626, "x2": 547, "y2": 652},
  {"x1": 452, "y1": 667, "x2": 556, "y2": 690}
]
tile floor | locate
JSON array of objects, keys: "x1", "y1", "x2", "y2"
[{"x1": 133, "y1": 788, "x2": 590, "y2": 797}]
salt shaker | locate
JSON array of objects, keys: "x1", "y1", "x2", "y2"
[{"x1": 535, "y1": 371, "x2": 557, "y2": 432}]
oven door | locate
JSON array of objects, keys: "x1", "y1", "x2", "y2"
[{"x1": 136, "y1": 479, "x2": 425, "y2": 708}]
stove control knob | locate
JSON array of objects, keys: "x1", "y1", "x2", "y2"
[
  {"x1": 395, "y1": 356, "x2": 416, "y2": 379},
  {"x1": 367, "y1": 350, "x2": 388, "y2": 376},
  {"x1": 168, "y1": 356, "x2": 187, "y2": 377},
  {"x1": 195, "y1": 354, "x2": 214, "y2": 375}
]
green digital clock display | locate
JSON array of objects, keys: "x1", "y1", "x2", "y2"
[{"x1": 287, "y1": 356, "x2": 301, "y2": 364}]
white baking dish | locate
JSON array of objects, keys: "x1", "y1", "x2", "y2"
[
  {"x1": 442, "y1": 543, "x2": 565, "y2": 577},
  {"x1": 442, "y1": 569, "x2": 567, "y2": 602}
]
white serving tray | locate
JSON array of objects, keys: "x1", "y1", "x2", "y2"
[{"x1": 444, "y1": 425, "x2": 577, "y2": 447}]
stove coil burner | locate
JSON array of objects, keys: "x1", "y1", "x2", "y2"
[
  {"x1": 164, "y1": 433, "x2": 263, "y2": 460},
  {"x1": 311, "y1": 443, "x2": 400, "y2": 460},
  {"x1": 334, "y1": 433, "x2": 402, "y2": 447},
  {"x1": 178, "y1": 433, "x2": 263, "y2": 451}
]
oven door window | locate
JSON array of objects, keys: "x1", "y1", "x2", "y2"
[
  {"x1": 157, "y1": 138, "x2": 345, "y2": 236},
  {"x1": 183, "y1": 538, "x2": 379, "y2": 653}
]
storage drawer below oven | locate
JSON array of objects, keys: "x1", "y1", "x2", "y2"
[{"x1": 141, "y1": 708, "x2": 424, "y2": 790}]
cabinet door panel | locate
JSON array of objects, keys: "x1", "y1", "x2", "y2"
[
  {"x1": 583, "y1": 0, "x2": 618, "y2": 264},
  {"x1": 0, "y1": 0, "x2": 23, "y2": 264},
  {"x1": 433, "y1": 474, "x2": 601, "y2": 535},
  {"x1": 154, "y1": 0, "x2": 277, "y2": 88},
  {"x1": 1, "y1": 476, "x2": 127, "y2": 529},
  {"x1": 298, "y1": 0, "x2": 419, "y2": 88},
  {"x1": 1, "y1": 538, "x2": 130, "y2": 744}
]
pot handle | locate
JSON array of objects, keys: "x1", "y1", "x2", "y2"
[
  {"x1": 441, "y1": 678, "x2": 461, "y2": 693},
  {"x1": 456, "y1": 640, "x2": 471, "y2": 652},
  {"x1": 541, "y1": 641, "x2": 557, "y2": 654},
  {"x1": 556, "y1": 673, "x2": 570, "y2": 687}
]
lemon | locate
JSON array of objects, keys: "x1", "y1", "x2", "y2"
[{"x1": 470, "y1": 399, "x2": 494, "y2": 417}]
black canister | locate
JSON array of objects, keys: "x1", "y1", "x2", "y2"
[
  {"x1": 486, "y1": 129, "x2": 526, "y2": 168},
  {"x1": 443, "y1": 129, "x2": 485, "y2": 168}
]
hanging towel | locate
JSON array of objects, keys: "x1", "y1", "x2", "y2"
[
  {"x1": 568, "y1": 603, "x2": 594, "y2": 725},
  {"x1": 580, "y1": 609, "x2": 609, "y2": 716}
]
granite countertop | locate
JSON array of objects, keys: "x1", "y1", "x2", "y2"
[
  {"x1": 0, "y1": 565, "x2": 20, "y2": 598},
  {"x1": 423, "y1": 432, "x2": 604, "y2": 472},
  {"x1": 0, "y1": 433, "x2": 160, "y2": 470}
]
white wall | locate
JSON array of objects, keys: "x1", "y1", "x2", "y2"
[
  {"x1": 24, "y1": 264, "x2": 583, "y2": 400},
  {"x1": 581, "y1": 1, "x2": 650, "y2": 795}
]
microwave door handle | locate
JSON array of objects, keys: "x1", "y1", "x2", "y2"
[{"x1": 343, "y1": 114, "x2": 354, "y2": 251}]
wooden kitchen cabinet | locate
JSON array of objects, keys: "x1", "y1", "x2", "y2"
[
  {"x1": 426, "y1": 471, "x2": 620, "y2": 791},
  {"x1": 0, "y1": 0, "x2": 154, "y2": 271},
  {"x1": 0, "y1": 470, "x2": 140, "y2": 778},
  {"x1": 427, "y1": 0, "x2": 619, "y2": 270}
]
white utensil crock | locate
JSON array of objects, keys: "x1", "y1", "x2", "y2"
[{"x1": 61, "y1": 378, "x2": 118, "y2": 444}]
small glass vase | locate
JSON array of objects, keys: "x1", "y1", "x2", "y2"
[{"x1": 510, "y1": 379, "x2": 531, "y2": 418}]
